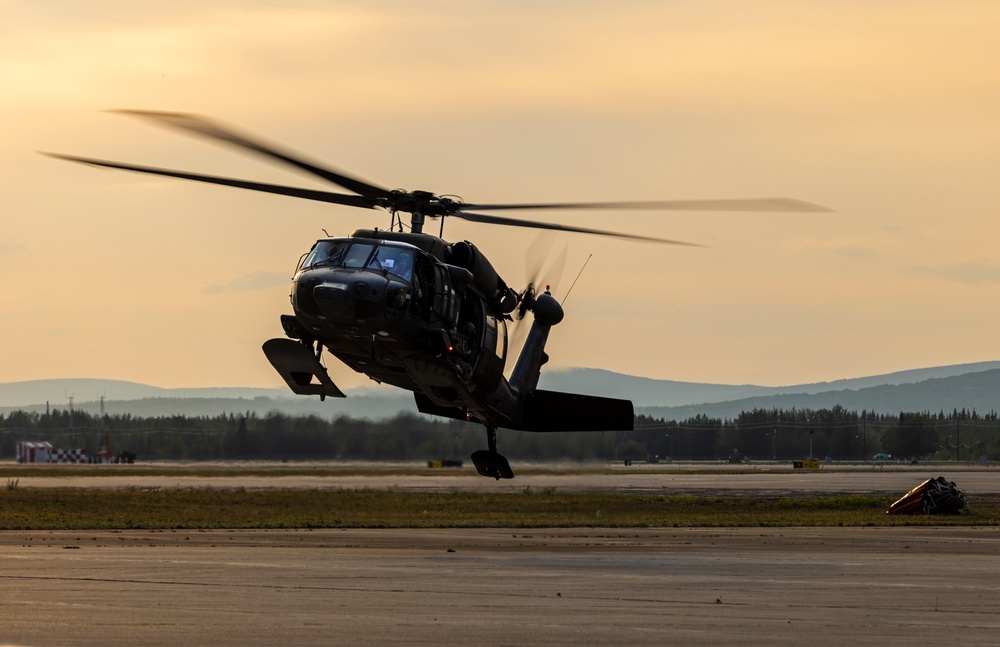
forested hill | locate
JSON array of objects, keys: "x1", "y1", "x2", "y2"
[
  {"x1": 2, "y1": 361, "x2": 1000, "y2": 419},
  {"x1": 0, "y1": 389, "x2": 418, "y2": 420},
  {"x1": 539, "y1": 362, "x2": 1000, "y2": 406},
  {"x1": 637, "y1": 369, "x2": 1000, "y2": 420}
]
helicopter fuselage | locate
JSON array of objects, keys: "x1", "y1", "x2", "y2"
[
  {"x1": 262, "y1": 226, "x2": 634, "y2": 460},
  {"x1": 276, "y1": 229, "x2": 521, "y2": 426}
]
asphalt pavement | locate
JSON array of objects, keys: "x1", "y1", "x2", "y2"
[{"x1": 1, "y1": 527, "x2": 998, "y2": 646}]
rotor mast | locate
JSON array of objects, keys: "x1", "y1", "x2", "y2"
[{"x1": 409, "y1": 209, "x2": 425, "y2": 234}]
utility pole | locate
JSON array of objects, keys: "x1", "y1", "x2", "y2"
[
  {"x1": 99, "y1": 395, "x2": 106, "y2": 462},
  {"x1": 956, "y1": 418, "x2": 960, "y2": 462},
  {"x1": 68, "y1": 395, "x2": 75, "y2": 446}
]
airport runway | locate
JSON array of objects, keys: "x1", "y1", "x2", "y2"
[
  {"x1": 12, "y1": 463, "x2": 1000, "y2": 498},
  {"x1": 1, "y1": 527, "x2": 998, "y2": 646},
  {"x1": 3, "y1": 465, "x2": 999, "y2": 645}
]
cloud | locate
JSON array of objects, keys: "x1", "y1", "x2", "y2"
[
  {"x1": 786, "y1": 236, "x2": 877, "y2": 259},
  {"x1": 912, "y1": 261, "x2": 1000, "y2": 285},
  {"x1": 0, "y1": 243, "x2": 25, "y2": 256},
  {"x1": 816, "y1": 241, "x2": 877, "y2": 260},
  {"x1": 203, "y1": 271, "x2": 290, "y2": 294},
  {"x1": 0, "y1": 308, "x2": 51, "y2": 320}
]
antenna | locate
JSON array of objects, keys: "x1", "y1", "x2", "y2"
[{"x1": 562, "y1": 254, "x2": 592, "y2": 305}]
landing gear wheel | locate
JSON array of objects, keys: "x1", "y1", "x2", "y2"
[{"x1": 471, "y1": 426, "x2": 514, "y2": 479}]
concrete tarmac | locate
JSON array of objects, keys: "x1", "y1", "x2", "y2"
[
  {"x1": 2, "y1": 465, "x2": 999, "y2": 645},
  {"x1": 1, "y1": 526, "x2": 999, "y2": 646}
]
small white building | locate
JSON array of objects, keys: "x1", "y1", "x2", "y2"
[{"x1": 17, "y1": 441, "x2": 53, "y2": 463}]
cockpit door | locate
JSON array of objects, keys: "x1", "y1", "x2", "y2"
[
  {"x1": 431, "y1": 265, "x2": 459, "y2": 326},
  {"x1": 471, "y1": 312, "x2": 506, "y2": 390}
]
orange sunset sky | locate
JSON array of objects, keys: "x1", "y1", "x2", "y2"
[{"x1": 2, "y1": 1, "x2": 999, "y2": 393}]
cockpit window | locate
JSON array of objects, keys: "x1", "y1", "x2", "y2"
[
  {"x1": 300, "y1": 240, "x2": 350, "y2": 269},
  {"x1": 342, "y1": 243, "x2": 375, "y2": 268},
  {"x1": 368, "y1": 247, "x2": 414, "y2": 281},
  {"x1": 299, "y1": 240, "x2": 415, "y2": 280}
]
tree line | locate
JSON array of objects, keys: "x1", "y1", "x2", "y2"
[{"x1": 1, "y1": 405, "x2": 997, "y2": 462}]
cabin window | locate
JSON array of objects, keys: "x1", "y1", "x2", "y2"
[
  {"x1": 483, "y1": 315, "x2": 498, "y2": 358},
  {"x1": 495, "y1": 315, "x2": 507, "y2": 360}
]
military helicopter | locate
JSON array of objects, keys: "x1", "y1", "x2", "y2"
[{"x1": 47, "y1": 111, "x2": 828, "y2": 478}]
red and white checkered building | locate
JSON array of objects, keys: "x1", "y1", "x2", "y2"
[
  {"x1": 17, "y1": 441, "x2": 53, "y2": 463},
  {"x1": 49, "y1": 448, "x2": 88, "y2": 463},
  {"x1": 17, "y1": 442, "x2": 87, "y2": 464}
]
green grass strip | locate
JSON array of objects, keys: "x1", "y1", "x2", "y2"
[{"x1": 1, "y1": 488, "x2": 997, "y2": 530}]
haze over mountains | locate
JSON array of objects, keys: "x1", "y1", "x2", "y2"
[{"x1": 2, "y1": 362, "x2": 999, "y2": 421}]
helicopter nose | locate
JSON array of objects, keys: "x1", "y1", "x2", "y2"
[
  {"x1": 311, "y1": 275, "x2": 384, "y2": 322},
  {"x1": 352, "y1": 282, "x2": 372, "y2": 298},
  {"x1": 310, "y1": 282, "x2": 350, "y2": 320}
]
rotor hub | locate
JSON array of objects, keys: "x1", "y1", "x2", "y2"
[{"x1": 382, "y1": 190, "x2": 463, "y2": 219}]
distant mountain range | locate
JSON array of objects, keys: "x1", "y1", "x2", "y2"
[
  {"x1": 2, "y1": 361, "x2": 999, "y2": 421},
  {"x1": 545, "y1": 364, "x2": 1000, "y2": 419}
]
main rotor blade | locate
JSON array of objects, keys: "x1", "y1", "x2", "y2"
[
  {"x1": 461, "y1": 198, "x2": 832, "y2": 212},
  {"x1": 452, "y1": 211, "x2": 704, "y2": 246},
  {"x1": 112, "y1": 110, "x2": 392, "y2": 200},
  {"x1": 44, "y1": 153, "x2": 380, "y2": 209}
]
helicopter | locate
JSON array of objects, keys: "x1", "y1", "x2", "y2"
[{"x1": 47, "y1": 111, "x2": 829, "y2": 478}]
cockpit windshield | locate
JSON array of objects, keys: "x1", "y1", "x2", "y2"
[
  {"x1": 299, "y1": 240, "x2": 415, "y2": 281},
  {"x1": 300, "y1": 240, "x2": 359, "y2": 269}
]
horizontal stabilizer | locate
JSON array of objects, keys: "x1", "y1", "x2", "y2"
[
  {"x1": 513, "y1": 390, "x2": 634, "y2": 432},
  {"x1": 262, "y1": 338, "x2": 346, "y2": 398},
  {"x1": 413, "y1": 392, "x2": 470, "y2": 422}
]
